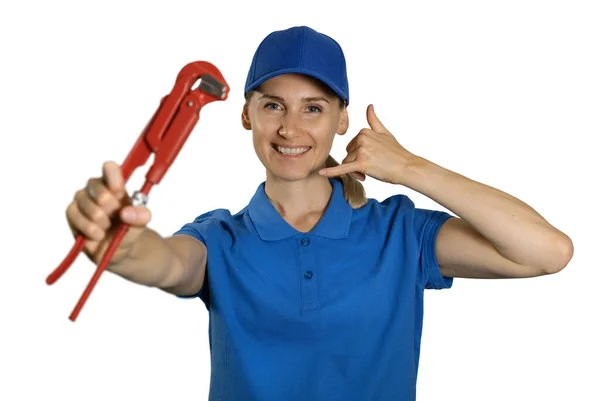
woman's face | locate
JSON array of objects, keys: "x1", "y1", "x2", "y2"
[{"x1": 242, "y1": 73, "x2": 348, "y2": 183}]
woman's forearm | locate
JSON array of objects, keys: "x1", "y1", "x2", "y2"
[
  {"x1": 108, "y1": 228, "x2": 184, "y2": 288},
  {"x1": 401, "y1": 155, "x2": 573, "y2": 272}
]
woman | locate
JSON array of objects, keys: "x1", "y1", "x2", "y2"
[{"x1": 66, "y1": 25, "x2": 573, "y2": 400}]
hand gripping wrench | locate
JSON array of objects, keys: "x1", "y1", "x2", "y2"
[{"x1": 46, "y1": 61, "x2": 229, "y2": 322}]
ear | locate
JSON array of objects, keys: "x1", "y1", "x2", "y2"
[
  {"x1": 241, "y1": 104, "x2": 251, "y2": 130},
  {"x1": 336, "y1": 106, "x2": 349, "y2": 136}
]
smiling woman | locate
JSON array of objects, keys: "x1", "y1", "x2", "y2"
[
  {"x1": 242, "y1": 73, "x2": 368, "y2": 209},
  {"x1": 63, "y1": 24, "x2": 573, "y2": 401}
]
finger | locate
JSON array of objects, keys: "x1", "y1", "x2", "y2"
[
  {"x1": 319, "y1": 160, "x2": 361, "y2": 177},
  {"x1": 119, "y1": 205, "x2": 152, "y2": 227},
  {"x1": 76, "y1": 189, "x2": 112, "y2": 230},
  {"x1": 341, "y1": 152, "x2": 364, "y2": 181},
  {"x1": 66, "y1": 200, "x2": 104, "y2": 241},
  {"x1": 346, "y1": 136, "x2": 359, "y2": 154},
  {"x1": 347, "y1": 127, "x2": 374, "y2": 154},
  {"x1": 366, "y1": 104, "x2": 387, "y2": 133},
  {"x1": 87, "y1": 178, "x2": 121, "y2": 215},
  {"x1": 346, "y1": 130, "x2": 369, "y2": 154},
  {"x1": 336, "y1": 152, "x2": 365, "y2": 181},
  {"x1": 102, "y1": 161, "x2": 126, "y2": 199},
  {"x1": 340, "y1": 149, "x2": 357, "y2": 164}
]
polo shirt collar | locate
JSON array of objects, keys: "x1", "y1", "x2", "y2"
[{"x1": 248, "y1": 178, "x2": 352, "y2": 241}]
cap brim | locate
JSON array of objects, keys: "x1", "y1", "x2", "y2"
[{"x1": 245, "y1": 67, "x2": 348, "y2": 105}]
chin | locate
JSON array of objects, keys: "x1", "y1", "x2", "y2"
[{"x1": 267, "y1": 168, "x2": 315, "y2": 182}]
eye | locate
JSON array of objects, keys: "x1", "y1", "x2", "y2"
[
  {"x1": 307, "y1": 105, "x2": 322, "y2": 113},
  {"x1": 265, "y1": 102, "x2": 281, "y2": 110}
]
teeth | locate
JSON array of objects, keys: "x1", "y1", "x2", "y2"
[{"x1": 276, "y1": 146, "x2": 310, "y2": 155}]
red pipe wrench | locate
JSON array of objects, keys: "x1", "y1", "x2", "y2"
[{"x1": 46, "y1": 61, "x2": 229, "y2": 322}]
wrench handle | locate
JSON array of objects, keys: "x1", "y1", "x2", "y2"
[
  {"x1": 68, "y1": 222, "x2": 131, "y2": 321},
  {"x1": 46, "y1": 235, "x2": 87, "y2": 285}
]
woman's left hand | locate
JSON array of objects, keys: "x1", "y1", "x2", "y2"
[{"x1": 319, "y1": 104, "x2": 415, "y2": 184}]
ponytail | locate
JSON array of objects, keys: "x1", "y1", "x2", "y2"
[{"x1": 326, "y1": 155, "x2": 367, "y2": 209}]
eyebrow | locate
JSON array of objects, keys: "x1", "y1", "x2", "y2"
[{"x1": 258, "y1": 94, "x2": 330, "y2": 103}]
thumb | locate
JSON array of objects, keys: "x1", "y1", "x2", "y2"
[
  {"x1": 366, "y1": 104, "x2": 387, "y2": 133},
  {"x1": 102, "y1": 161, "x2": 127, "y2": 199},
  {"x1": 120, "y1": 205, "x2": 152, "y2": 227}
]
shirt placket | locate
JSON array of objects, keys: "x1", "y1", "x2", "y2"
[{"x1": 298, "y1": 236, "x2": 320, "y2": 311}]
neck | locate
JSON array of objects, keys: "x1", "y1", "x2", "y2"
[{"x1": 264, "y1": 173, "x2": 333, "y2": 222}]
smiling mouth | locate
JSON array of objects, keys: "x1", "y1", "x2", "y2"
[{"x1": 272, "y1": 144, "x2": 312, "y2": 156}]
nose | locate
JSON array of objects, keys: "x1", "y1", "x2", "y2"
[{"x1": 278, "y1": 112, "x2": 300, "y2": 138}]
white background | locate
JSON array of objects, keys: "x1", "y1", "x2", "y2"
[{"x1": 1, "y1": 1, "x2": 598, "y2": 400}]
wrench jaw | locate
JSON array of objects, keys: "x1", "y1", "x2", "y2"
[
  {"x1": 196, "y1": 73, "x2": 228, "y2": 100},
  {"x1": 177, "y1": 61, "x2": 230, "y2": 102}
]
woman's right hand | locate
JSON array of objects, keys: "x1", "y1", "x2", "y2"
[{"x1": 65, "y1": 161, "x2": 151, "y2": 267}]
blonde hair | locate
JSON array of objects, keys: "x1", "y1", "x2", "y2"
[
  {"x1": 325, "y1": 155, "x2": 367, "y2": 208},
  {"x1": 245, "y1": 85, "x2": 368, "y2": 209}
]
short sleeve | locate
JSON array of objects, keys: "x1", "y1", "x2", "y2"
[
  {"x1": 172, "y1": 210, "x2": 218, "y2": 307},
  {"x1": 413, "y1": 207, "x2": 454, "y2": 290}
]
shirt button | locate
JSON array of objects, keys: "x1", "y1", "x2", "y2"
[
  {"x1": 300, "y1": 238, "x2": 310, "y2": 246},
  {"x1": 304, "y1": 271, "x2": 313, "y2": 279}
]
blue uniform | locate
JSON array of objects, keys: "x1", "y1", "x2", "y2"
[{"x1": 175, "y1": 177, "x2": 454, "y2": 400}]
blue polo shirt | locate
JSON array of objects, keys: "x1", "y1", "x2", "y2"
[{"x1": 174, "y1": 177, "x2": 454, "y2": 400}]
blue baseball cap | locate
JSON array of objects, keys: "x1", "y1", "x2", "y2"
[{"x1": 244, "y1": 26, "x2": 350, "y2": 105}]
